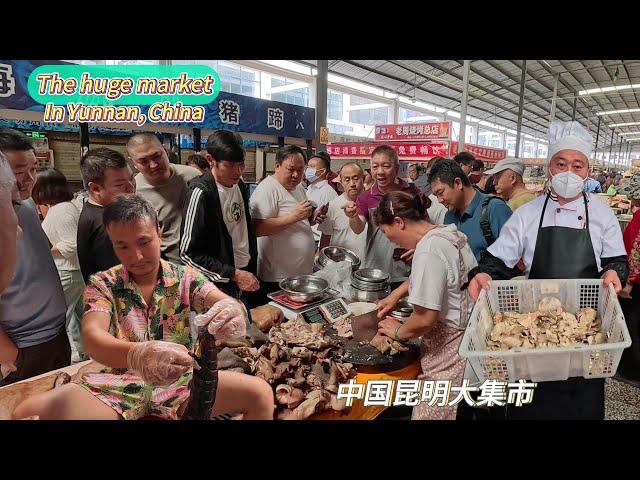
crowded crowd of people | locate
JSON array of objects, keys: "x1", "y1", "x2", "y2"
[{"x1": 0, "y1": 118, "x2": 637, "y2": 420}]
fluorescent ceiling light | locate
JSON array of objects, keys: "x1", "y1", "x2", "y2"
[
  {"x1": 327, "y1": 73, "x2": 384, "y2": 96},
  {"x1": 579, "y1": 83, "x2": 640, "y2": 96},
  {"x1": 258, "y1": 60, "x2": 313, "y2": 76},
  {"x1": 446, "y1": 111, "x2": 461, "y2": 118},
  {"x1": 619, "y1": 131, "x2": 640, "y2": 136},
  {"x1": 609, "y1": 122, "x2": 640, "y2": 127},
  {"x1": 596, "y1": 108, "x2": 640, "y2": 116}
]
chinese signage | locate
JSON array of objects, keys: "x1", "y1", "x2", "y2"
[
  {"x1": 375, "y1": 121, "x2": 451, "y2": 142},
  {"x1": 337, "y1": 379, "x2": 537, "y2": 408},
  {"x1": 0, "y1": 59, "x2": 315, "y2": 139},
  {"x1": 327, "y1": 141, "x2": 450, "y2": 158},
  {"x1": 449, "y1": 141, "x2": 507, "y2": 162}
]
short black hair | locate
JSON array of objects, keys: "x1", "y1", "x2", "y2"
[
  {"x1": 310, "y1": 151, "x2": 331, "y2": 171},
  {"x1": 427, "y1": 158, "x2": 472, "y2": 187},
  {"x1": 206, "y1": 130, "x2": 245, "y2": 163},
  {"x1": 126, "y1": 132, "x2": 162, "y2": 150},
  {"x1": 471, "y1": 159, "x2": 485, "y2": 172},
  {"x1": 428, "y1": 156, "x2": 449, "y2": 171},
  {"x1": 32, "y1": 168, "x2": 73, "y2": 205},
  {"x1": 484, "y1": 175, "x2": 497, "y2": 194},
  {"x1": 80, "y1": 148, "x2": 128, "y2": 185},
  {"x1": 453, "y1": 151, "x2": 475, "y2": 167},
  {"x1": 275, "y1": 145, "x2": 306, "y2": 165},
  {"x1": 103, "y1": 193, "x2": 158, "y2": 230},
  {"x1": 187, "y1": 154, "x2": 208, "y2": 171},
  {"x1": 0, "y1": 128, "x2": 34, "y2": 153},
  {"x1": 371, "y1": 144, "x2": 398, "y2": 165}
]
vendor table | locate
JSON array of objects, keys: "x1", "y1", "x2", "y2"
[
  {"x1": 0, "y1": 359, "x2": 421, "y2": 420},
  {"x1": 311, "y1": 361, "x2": 421, "y2": 420},
  {"x1": 0, "y1": 360, "x2": 101, "y2": 420}
]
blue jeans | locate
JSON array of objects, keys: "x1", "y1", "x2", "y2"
[{"x1": 58, "y1": 269, "x2": 86, "y2": 359}]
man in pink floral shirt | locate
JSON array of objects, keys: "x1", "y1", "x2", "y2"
[{"x1": 13, "y1": 195, "x2": 274, "y2": 420}]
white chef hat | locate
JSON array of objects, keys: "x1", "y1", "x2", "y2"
[{"x1": 547, "y1": 120, "x2": 593, "y2": 160}]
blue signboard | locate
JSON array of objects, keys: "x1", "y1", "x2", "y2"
[{"x1": 0, "y1": 60, "x2": 315, "y2": 139}]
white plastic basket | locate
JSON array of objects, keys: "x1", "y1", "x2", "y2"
[{"x1": 459, "y1": 279, "x2": 632, "y2": 383}]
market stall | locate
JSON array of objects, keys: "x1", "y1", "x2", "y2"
[{"x1": 0, "y1": 250, "x2": 422, "y2": 421}]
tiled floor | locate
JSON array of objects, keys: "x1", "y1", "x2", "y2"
[{"x1": 605, "y1": 377, "x2": 640, "y2": 420}]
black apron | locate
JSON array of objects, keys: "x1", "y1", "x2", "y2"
[{"x1": 506, "y1": 192, "x2": 605, "y2": 420}]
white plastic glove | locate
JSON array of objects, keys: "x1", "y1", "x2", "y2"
[
  {"x1": 126, "y1": 341, "x2": 193, "y2": 387},
  {"x1": 0, "y1": 152, "x2": 18, "y2": 203},
  {"x1": 193, "y1": 298, "x2": 247, "y2": 339}
]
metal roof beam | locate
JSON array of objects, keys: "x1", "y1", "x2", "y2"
[
  {"x1": 387, "y1": 60, "x2": 549, "y2": 132},
  {"x1": 419, "y1": 60, "x2": 550, "y2": 120},
  {"x1": 527, "y1": 60, "x2": 596, "y2": 129},
  {"x1": 483, "y1": 60, "x2": 576, "y2": 123},
  {"x1": 298, "y1": 60, "x2": 548, "y2": 136}
]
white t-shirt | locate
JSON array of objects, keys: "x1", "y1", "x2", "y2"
[
  {"x1": 250, "y1": 175, "x2": 315, "y2": 282},
  {"x1": 427, "y1": 194, "x2": 447, "y2": 225},
  {"x1": 41, "y1": 195, "x2": 84, "y2": 271},
  {"x1": 217, "y1": 182, "x2": 250, "y2": 269},
  {"x1": 408, "y1": 224, "x2": 478, "y2": 329},
  {"x1": 306, "y1": 179, "x2": 338, "y2": 241},
  {"x1": 318, "y1": 193, "x2": 367, "y2": 261}
]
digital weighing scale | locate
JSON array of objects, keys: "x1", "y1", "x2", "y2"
[{"x1": 267, "y1": 289, "x2": 351, "y2": 324}]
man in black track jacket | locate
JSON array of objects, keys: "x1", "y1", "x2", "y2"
[{"x1": 179, "y1": 130, "x2": 260, "y2": 307}]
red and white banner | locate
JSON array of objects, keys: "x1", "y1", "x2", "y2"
[
  {"x1": 327, "y1": 141, "x2": 450, "y2": 158},
  {"x1": 375, "y1": 121, "x2": 451, "y2": 141},
  {"x1": 449, "y1": 142, "x2": 507, "y2": 162}
]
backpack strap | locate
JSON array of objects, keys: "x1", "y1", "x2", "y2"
[{"x1": 480, "y1": 195, "x2": 506, "y2": 247}]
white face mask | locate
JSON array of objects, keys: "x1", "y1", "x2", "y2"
[{"x1": 550, "y1": 171, "x2": 586, "y2": 199}]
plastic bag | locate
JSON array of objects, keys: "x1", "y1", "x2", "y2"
[{"x1": 314, "y1": 260, "x2": 353, "y2": 298}]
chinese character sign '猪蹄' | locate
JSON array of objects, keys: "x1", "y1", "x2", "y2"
[
  {"x1": 268, "y1": 107, "x2": 284, "y2": 130},
  {"x1": 218, "y1": 99, "x2": 240, "y2": 125}
]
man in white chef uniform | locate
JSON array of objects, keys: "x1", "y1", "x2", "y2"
[{"x1": 467, "y1": 120, "x2": 628, "y2": 420}]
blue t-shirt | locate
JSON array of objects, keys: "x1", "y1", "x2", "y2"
[
  {"x1": 583, "y1": 178, "x2": 603, "y2": 193},
  {"x1": 444, "y1": 191, "x2": 513, "y2": 261},
  {"x1": 0, "y1": 199, "x2": 67, "y2": 348}
]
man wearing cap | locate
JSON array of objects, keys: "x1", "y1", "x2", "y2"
[
  {"x1": 467, "y1": 120, "x2": 628, "y2": 420},
  {"x1": 485, "y1": 157, "x2": 537, "y2": 211}
]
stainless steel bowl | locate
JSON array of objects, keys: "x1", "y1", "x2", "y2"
[
  {"x1": 312, "y1": 258, "x2": 323, "y2": 273},
  {"x1": 279, "y1": 275, "x2": 329, "y2": 303},
  {"x1": 318, "y1": 246, "x2": 361, "y2": 271},
  {"x1": 349, "y1": 286, "x2": 390, "y2": 303},
  {"x1": 353, "y1": 268, "x2": 389, "y2": 283},
  {"x1": 351, "y1": 278, "x2": 390, "y2": 292},
  {"x1": 395, "y1": 298, "x2": 414, "y2": 313}
]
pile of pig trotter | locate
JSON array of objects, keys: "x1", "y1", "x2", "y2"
[{"x1": 218, "y1": 306, "x2": 357, "y2": 420}]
